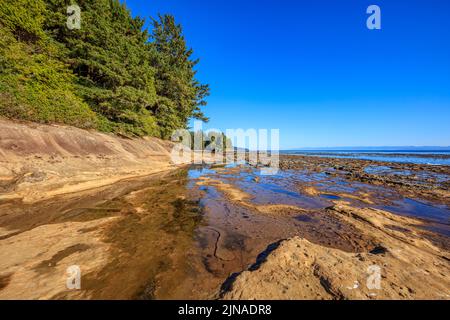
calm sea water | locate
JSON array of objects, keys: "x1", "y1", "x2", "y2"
[{"x1": 281, "y1": 150, "x2": 450, "y2": 166}]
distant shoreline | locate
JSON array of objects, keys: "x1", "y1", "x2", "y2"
[
  {"x1": 282, "y1": 150, "x2": 450, "y2": 157},
  {"x1": 280, "y1": 150, "x2": 450, "y2": 165}
]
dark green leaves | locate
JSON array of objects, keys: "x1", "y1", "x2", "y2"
[{"x1": 0, "y1": 0, "x2": 209, "y2": 138}]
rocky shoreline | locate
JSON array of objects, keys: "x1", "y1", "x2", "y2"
[
  {"x1": 280, "y1": 155, "x2": 450, "y2": 205},
  {"x1": 0, "y1": 119, "x2": 182, "y2": 203},
  {"x1": 0, "y1": 120, "x2": 449, "y2": 300},
  {"x1": 221, "y1": 203, "x2": 450, "y2": 300}
]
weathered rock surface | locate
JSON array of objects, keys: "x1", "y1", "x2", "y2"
[
  {"x1": 0, "y1": 119, "x2": 177, "y2": 203},
  {"x1": 222, "y1": 204, "x2": 450, "y2": 300}
]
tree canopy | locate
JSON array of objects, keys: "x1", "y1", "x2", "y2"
[{"x1": 0, "y1": 0, "x2": 209, "y2": 138}]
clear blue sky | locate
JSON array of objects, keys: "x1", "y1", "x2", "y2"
[{"x1": 125, "y1": 0, "x2": 450, "y2": 149}]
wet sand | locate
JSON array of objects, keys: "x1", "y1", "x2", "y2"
[{"x1": 0, "y1": 155, "x2": 449, "y2": 299}]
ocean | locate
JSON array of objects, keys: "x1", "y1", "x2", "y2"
[{"x1": 281, "y1": 150, "x2": 450, "y2": 166}]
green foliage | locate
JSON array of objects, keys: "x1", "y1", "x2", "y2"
[
  {"x1": 0, "y1": 0, "x2": 209, "y2": 137},
  {"x1": 0, "y1": 2, "x2": 98, "y2": 128},
  {"x1": 0, "y1": 0, "x2": 46, "y2": 41},
  {"x1": 189, "y1": 131, "x2": 233, "y2": 151},
  {"x1": 151, "y1": 14, "x2": 210, "y2": 138}
]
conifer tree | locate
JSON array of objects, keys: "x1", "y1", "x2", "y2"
[{"x1": 0, "y1": 0, "x2": 209, "y2": 138}]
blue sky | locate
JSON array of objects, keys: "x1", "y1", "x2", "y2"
[{"x1": 125, "y1": 0, "x2": 450, "y2": 149}]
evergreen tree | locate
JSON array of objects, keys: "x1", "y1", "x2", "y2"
[
  {"x1": 45, "y1": 0, "x2": 159, "y2": 136},
  {"x1": 0, "y1": 0, "x2": 209, "y2": 138},
  {"x1": 0, "y1": 0, "x2": 97, "y2": 128},
  {"x1": 150, "y1": 14, "x2": 210, "y2": 138}
]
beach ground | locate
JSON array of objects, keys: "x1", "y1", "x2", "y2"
[{"x1": 0, "y1": 121, "x2": 449, "y2": 299}]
